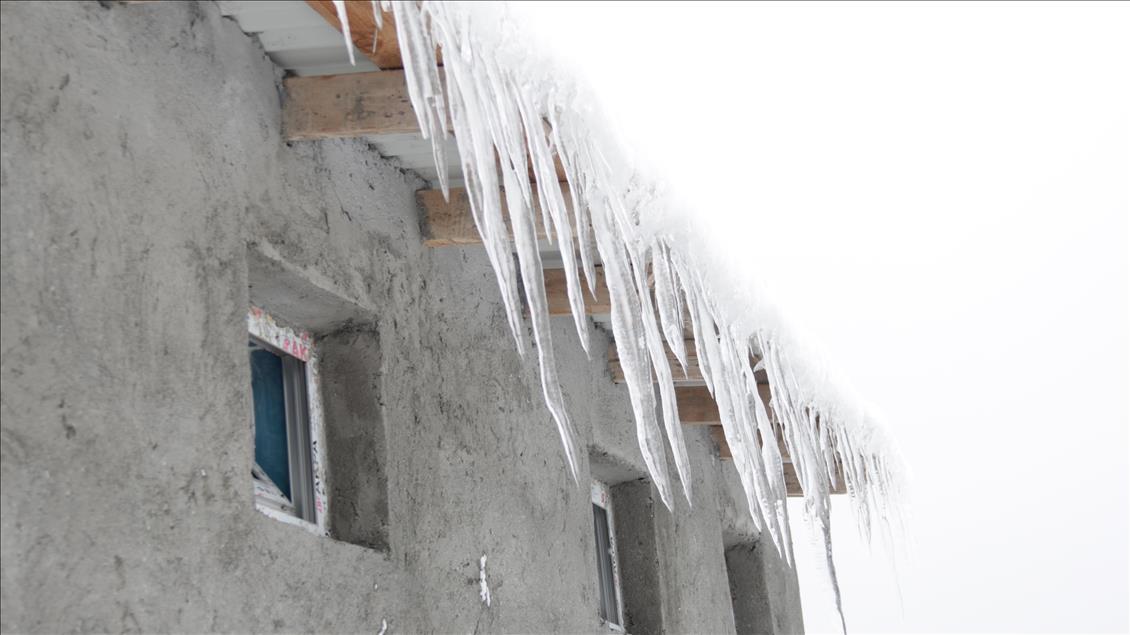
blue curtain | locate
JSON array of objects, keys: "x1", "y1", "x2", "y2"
[{"x1": 251, "y1": 347, "x2": 291, "y2": 500}]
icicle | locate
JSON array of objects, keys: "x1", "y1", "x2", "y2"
[
  {"x1": 496, "y1": 94, "x2": 582, "y2": 482},
  {"x1": 740, "y1": 337, "x2": 793, "y2": 565},
  {"x1": 591, "y1": 197, "x2": 674, "y2": 507},
  {"x1": 713, "y1": 308, "x2": 787, "y2": 553},
  {"x1": 370, "y1": 1, "x2": 382, "y2": 54},
  {"x1": 421, "y1": 8, "x2": 524, "y2": 354},
  {"x1": 549, "y1": 110, "x2": 599, "y2": 297},
  {"x1": 625, "y1": 240, "x2": 692, "y2": 503},
  {"x1": 390, "y1": 3, "x2": 450, "y2": 197},
  {"x1": 679, "y1": 267, "x2": 716, "y2": 397},
  {"x1": 515, "y1": 90, "x2": 591, "y2": 355},
  {"x1": 479, "y1": 555, "x2": 492, "y2": 607},
  {"x1": 758, "y1": 334, "x2": 847, "y2": 629},
  {"x1": 651, "y1": 240, "x2": 688, "y2": 374},
  {"x1": 331, "y1": 0, "x2": 357, "y2": 67}
]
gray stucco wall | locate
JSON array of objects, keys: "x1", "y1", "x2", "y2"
[
  {"x1": 726, "y1": 541, "x2": 806, "y2": 635},
  {"x1": 0, "y1": 1, "x2": 802, "y2": 632}
]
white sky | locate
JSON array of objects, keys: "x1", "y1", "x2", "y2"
[{"x1": 510, "y1": 1, "x2": 1130, "y2": 631}]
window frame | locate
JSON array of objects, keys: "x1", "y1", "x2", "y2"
[
  {"x1": 247, "y1": 306, "x2": 329, "y2": 536},
  {"x1": 591, "y1": 480, "x2": 625, "y2": 631}
]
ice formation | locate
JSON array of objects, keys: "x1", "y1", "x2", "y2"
[
  {"x1": 330, "y1": 1, "x2": 356, "y2": 67},
  {"x1": 479, "y1": 554, "x2": 491, "y2": 607},
  {"x1": 355, "y1": 2, "x2": 901, "y2": 629}
]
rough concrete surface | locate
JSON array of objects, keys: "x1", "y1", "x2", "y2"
[
  {"x1": 726, "y1": 542, "x2": 806, "y2": 635},
  {"x1": 0, "y1": 1, "x2": 804, "y2": 632}
]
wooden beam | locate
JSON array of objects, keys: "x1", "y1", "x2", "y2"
[
  {"x1": 678, "y1": 384, "x2": 724, "y2": 424},
  {"x1": 418, "y1": 189, "x2": 606, "y2": 311},
  {"x1": 544, "y1": 267, "x2": 611, "y2": 316},
  {"x1": 305, "y1": 0, "x2": 404, "y2": 70},
  {"x1": 282, "y1": 74, "x2": 568, "y2": 179},
  {"x1": 418, "y1": 189, "x2": 484, "y2": 246},
  {"x1": 283, "y1": 71, "x2": 421, "y2": 141},
  {"x1": 677, "y1": 384, "x2": 773, "y2": 425},
  {"x1": 419, "y1": 186, "x2": 574, "y2": 247}
]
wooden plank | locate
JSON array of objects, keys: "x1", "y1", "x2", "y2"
[
  {"x1": 419, "y1": 189, "x2": 606, "y2": 313},
  {"x1": 283, "y1": 71, "x2": 422, "y2": 140},
  {"x1": 419, "y1": 186, "x2": 574, "y2": 247},
  {"x1": 305, "y1": 0, "x2": 404, "y2": 69},
  {"x1": 283, "y1": 75, "x2": 568, "y2": 181},
  {"x1": 283, "y1": 75, "x2": 567, "y2": 178},
  {"x1": 545, "y1": 267, "x2": 611, "y2": 316},
  {"x1": 418, "y1": 189, "x2": 485, "y2": 246},
  {"x1": 676, "y1": 384, "x2": 774, "y2": 425}
]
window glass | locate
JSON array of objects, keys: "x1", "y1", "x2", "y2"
[
  {"x1": 250, "y1": 343, "x2": 291, "y2": 500},
  {"x1": 593, "y1": 503, "x2": 618, "y2": 623}
]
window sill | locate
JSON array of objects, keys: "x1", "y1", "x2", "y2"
[
  {"x1": 255, "y1": 499, "x2": 327, "y2": 537},
  {"x1": 599, "y1": 618, "x2": 625, "y2": 633}
]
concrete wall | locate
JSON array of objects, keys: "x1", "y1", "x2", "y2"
[
  {"x1": 726, "y1": 542, "x2": 806, "y2": 635},
  {"x1": 0, "y1": 1, "x2": 803, "y2": 632}
]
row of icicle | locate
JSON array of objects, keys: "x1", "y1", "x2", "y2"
[{"x1": 333, "y1": 2, "x2": 901, "y2": 630}]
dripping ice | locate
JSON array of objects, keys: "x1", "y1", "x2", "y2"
[{"x1": 343, "y1": 3, "x2": 904, "y2": 630}]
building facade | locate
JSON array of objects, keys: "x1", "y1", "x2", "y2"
[{"x1": 0, "y1": 2, "x2": 803, "y2": 632}]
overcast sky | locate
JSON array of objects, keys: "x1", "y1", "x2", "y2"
[{"x1": 511, "y1": 2, "x2": 1129, "y2": 631}]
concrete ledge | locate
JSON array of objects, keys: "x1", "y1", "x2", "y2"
[{"x1": 247, "y1": 243, "x2": 378, "y2": 333}]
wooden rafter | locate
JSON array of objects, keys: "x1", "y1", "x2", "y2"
[
  {"x1": 283, "y1": 71, "x2": 422, "y2": 140},
  {"x1": 283, "y1": 77, "x2": 570, "y2": 186},
  {"x1": 543, "y1": 268, "x2": 611, "y2": 316},
  {"x1": 677, "y1": 384, "x2": 774, "y2": 424},
  {"x1": 418, "y1": 186, "x2": 576, "y2": 247}
]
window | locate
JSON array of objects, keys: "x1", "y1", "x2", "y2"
[
  {"x1": 247, "y1": 306, "x2": 328, "y2": 535},
  {"x1": 592, "y1": 480, "x2": 625, "y2": 630}
]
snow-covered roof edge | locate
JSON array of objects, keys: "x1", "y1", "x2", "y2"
[{"x1": 363, "y1": 1, "x2": 903, "y2": 625}]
